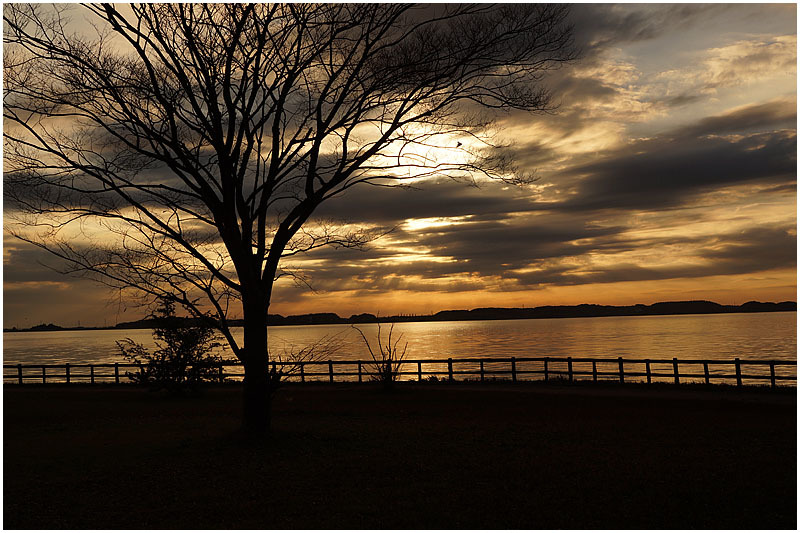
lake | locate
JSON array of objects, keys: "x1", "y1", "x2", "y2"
[{"x1": 4, "y1": 312, "x2": 796, "y2": 385}]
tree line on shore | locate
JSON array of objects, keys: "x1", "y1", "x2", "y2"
[{"x1": 7, "y1": 300, "x2": 796, "y2": 333}]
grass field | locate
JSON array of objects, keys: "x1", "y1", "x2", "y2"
[{"x1": 3, "y1": 382, "x2": 796, "y2": 529}]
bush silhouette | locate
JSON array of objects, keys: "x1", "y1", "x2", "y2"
[{"x1": 117, "y1": 301, "x2": 224, "y2": 393}]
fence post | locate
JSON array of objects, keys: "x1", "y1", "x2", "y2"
[
  {"x1": 417, "y1": 361, "x2": 422, "y2": 382},
  {"x1": 592, "y1": 360, "x2": 597, "y2": 382},
  {"x1": 328, "y1": 360, "x2": 334, "y2": 383},
  {"x1": 511, "y1": 357, "x2": 517, "y2": 382},
  {"x1": 735, "y1": 358, "x2": 742, "y2": 387},
  {"x1": 672, "y1": 358, "x2": 679, "y2": 385},
  {"x1": 448, "y1": 358, "x2": 453, "y2": 381},
  {"x1": 480, "y1": 360, "x2": 485, "y2": 382},
  {"x1": 65, "y1": 363, "x2": 71, "y2": 384},
  {"x1": 770, "y1": 362, "x2": 776, "y2": 388},
  {"x1": 218, "y1": 364, "x2": 224, "y2": 383},
  {"x1": 17, "y1": 364, "x2": 23, "y2": 385},
  {"x1": 568, "y1": 357, "x2": 573, "y2": 382},
  {"x1": 359, "y1": 362, "x2": 363, "y2": 383},
  {"x1": 645, "y1": 360, "x2": 651, "y2": 384},
  {"x1": 618, "y1": 357, "x2": 624, "y2": 384},
  {"x1": 544, "y1": 357, "x2": 549, "y2": 382},
  {"x1": 90, "y1": 365, "x2": 95, "y2": 385},
  {"x1": 42, "y1": 366, "x2": 46, "y2": 384},
  {"x1": 300, "y1": 363, "x2": 305, "y2": 383},
  {"x1": 703, "y1": 362, "x2": 710, "y2": 385},
  {"x1": 114, "y1": 363, "x2": 120, "y2": 384}
]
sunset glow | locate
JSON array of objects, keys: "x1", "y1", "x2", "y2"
[{"x1": 3, "y1": 4, "x2": 796, "y2": 328}]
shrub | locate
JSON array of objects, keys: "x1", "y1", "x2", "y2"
[
  {"x1": 117, "y1": 301, "x2": 224, "y2": 393},
  {"x1": 267, "y1": 332, "x2": 345, "y2": 393},
  {"x1": 352, "y1": 323, "x2": 408, "y2": 388}
]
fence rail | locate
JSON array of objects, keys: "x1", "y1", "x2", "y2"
[{"x1": 3, "y1": 357, "x2": 796, "y2": 387}]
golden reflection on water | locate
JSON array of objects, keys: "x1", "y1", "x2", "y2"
[{"x1": 4, "y1": 312, "x2": 796, "y2": 385}]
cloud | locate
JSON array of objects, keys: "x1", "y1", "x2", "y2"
[
  {"x1": 496, "y1": 9, "x2": 796, "y2": 172},
  {"x1": 561, "y1": 125, "x2": 796, "y2": 213},
  {"x1": 701, "y1": 35, "x2": 797, "y2": 92},
  {"x1": 701, "y1": 226, "x2": 797, "y2": 273},
  {"x1": 3, "y1": 240, "x2": 78, "y2": 284},
  {"x1": 401, "y1": 216, "x2": 621, "y2": 270},
  {"x1": 569, "y1": 4, "x2": 732, "y2": 57},
  {"x1": 645, "y1": 34, "x2": 797, "y2": 109},
  {"x1": 673, "y1": 97, "x2": 796, "y2": 139},
  {"x1": 286, "y1": 208, "x2": 796, "y2": 297},
  {"x1": 313, "y1": 178, "x2": 543, "y2": 225},
  {"x1": 529, "y1": 225, "x2": 798, "y2": 286}
]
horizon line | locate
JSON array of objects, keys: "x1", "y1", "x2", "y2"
[{"x1": 7, "y1": 298, "x2": 796, "y2": 331}]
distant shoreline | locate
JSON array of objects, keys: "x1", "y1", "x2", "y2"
[{"x1": 4, "y1": 299, "x2": 796, "y2": 333}]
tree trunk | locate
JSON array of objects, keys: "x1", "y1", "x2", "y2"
[
  {"x1": 241, "y1": 296, "x2": 270, "y2": 435},
  {"x1": 242, "y1": 360, "x2": 270, "y2": 435}
]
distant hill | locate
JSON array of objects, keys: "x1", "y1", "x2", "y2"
[
  {"x1": 27, "y1": 323, "x2": 65, "y2": 332},
  {"x1": 429, "y1": 300, "x2": 796, "y2": 322},
  {"x1": 5, "y1": 300, "x2": 795, "y2": 332}
]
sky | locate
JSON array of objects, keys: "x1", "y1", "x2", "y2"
[{"x1": 3, "y1": 3, "x2": 797, "y2": 328}]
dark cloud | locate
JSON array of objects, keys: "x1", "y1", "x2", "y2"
[
  {"x1": 549, "y1": 75, "x2": 618, "y2": 104},
  {"x1": 292, "y1": 220, "x2": 796, "y2": 297},
  {"x1": 327, "y1": 102, "x2": 797, "y2": 224},
  {"x1": 545, "y1": 98, "x2": 798, "y2": 212},
  {"x1": 313, "y1": 177, "x2": 542, "y2": 225},
  {"x1": 281, "y1": 211, "x2": 626, "y2": 294},
  {"x1": 674, "y1": 99, "x2": 796, "y2": 139},
  {"x1": 289, "y1": 210, "x2": 796, "y2": 297},
  {"x1": 3, "y1": 241, "x2": 78, "y2": 284},
  {"x1": 405, "y1": 217, "x2": 621, "y2": 270},
  {"x1": 565, "y1": 130, "x2": 796, "y2": 212},
  {"x1": 525, "y1": 225, "x2": 797, "y2": 287},
  {"x1": 701, "y1": 226, "x2": 797, "y2": 273},
  {"x1": 759, "y1": 183, "x2": 797, "y2": 195},
  {"x1": 659, "y1": 94, "x2": 705, "y2": 108},
  {"x1": 570, "y1": 4, "x2": 733, "y2": 58}
]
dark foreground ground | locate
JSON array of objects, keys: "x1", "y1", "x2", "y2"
[{"x1": 4, "y1": 382, "x2": 796, "y2": 529}]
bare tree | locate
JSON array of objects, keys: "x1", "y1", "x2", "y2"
[{"x1": 3, "y1": 3, "x2": 575, "y2": 433}]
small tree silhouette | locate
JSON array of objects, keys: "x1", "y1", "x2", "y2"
[
  {"x1": 353, "y1": 323, "x2": 408, "y2": 388},
  {"x1": 117, "y1": 301, "x2": 224, "y2": 393}
]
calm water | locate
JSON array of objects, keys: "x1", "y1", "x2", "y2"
[{"x1": 3, "y1": 312, "x2": 796, "y2": 383}]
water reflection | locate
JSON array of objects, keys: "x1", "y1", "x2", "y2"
[{"x1": 4, "y1": 312, "x2": 796, "y2": 386}]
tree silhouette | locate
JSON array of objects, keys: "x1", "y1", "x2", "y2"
[{"x1": 4, "y1": 4, "x2": 575, "y2": 433}]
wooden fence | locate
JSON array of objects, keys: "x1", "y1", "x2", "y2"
[{"x1": 3, "y1": 356, "x2": 796, "y2": 387}]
